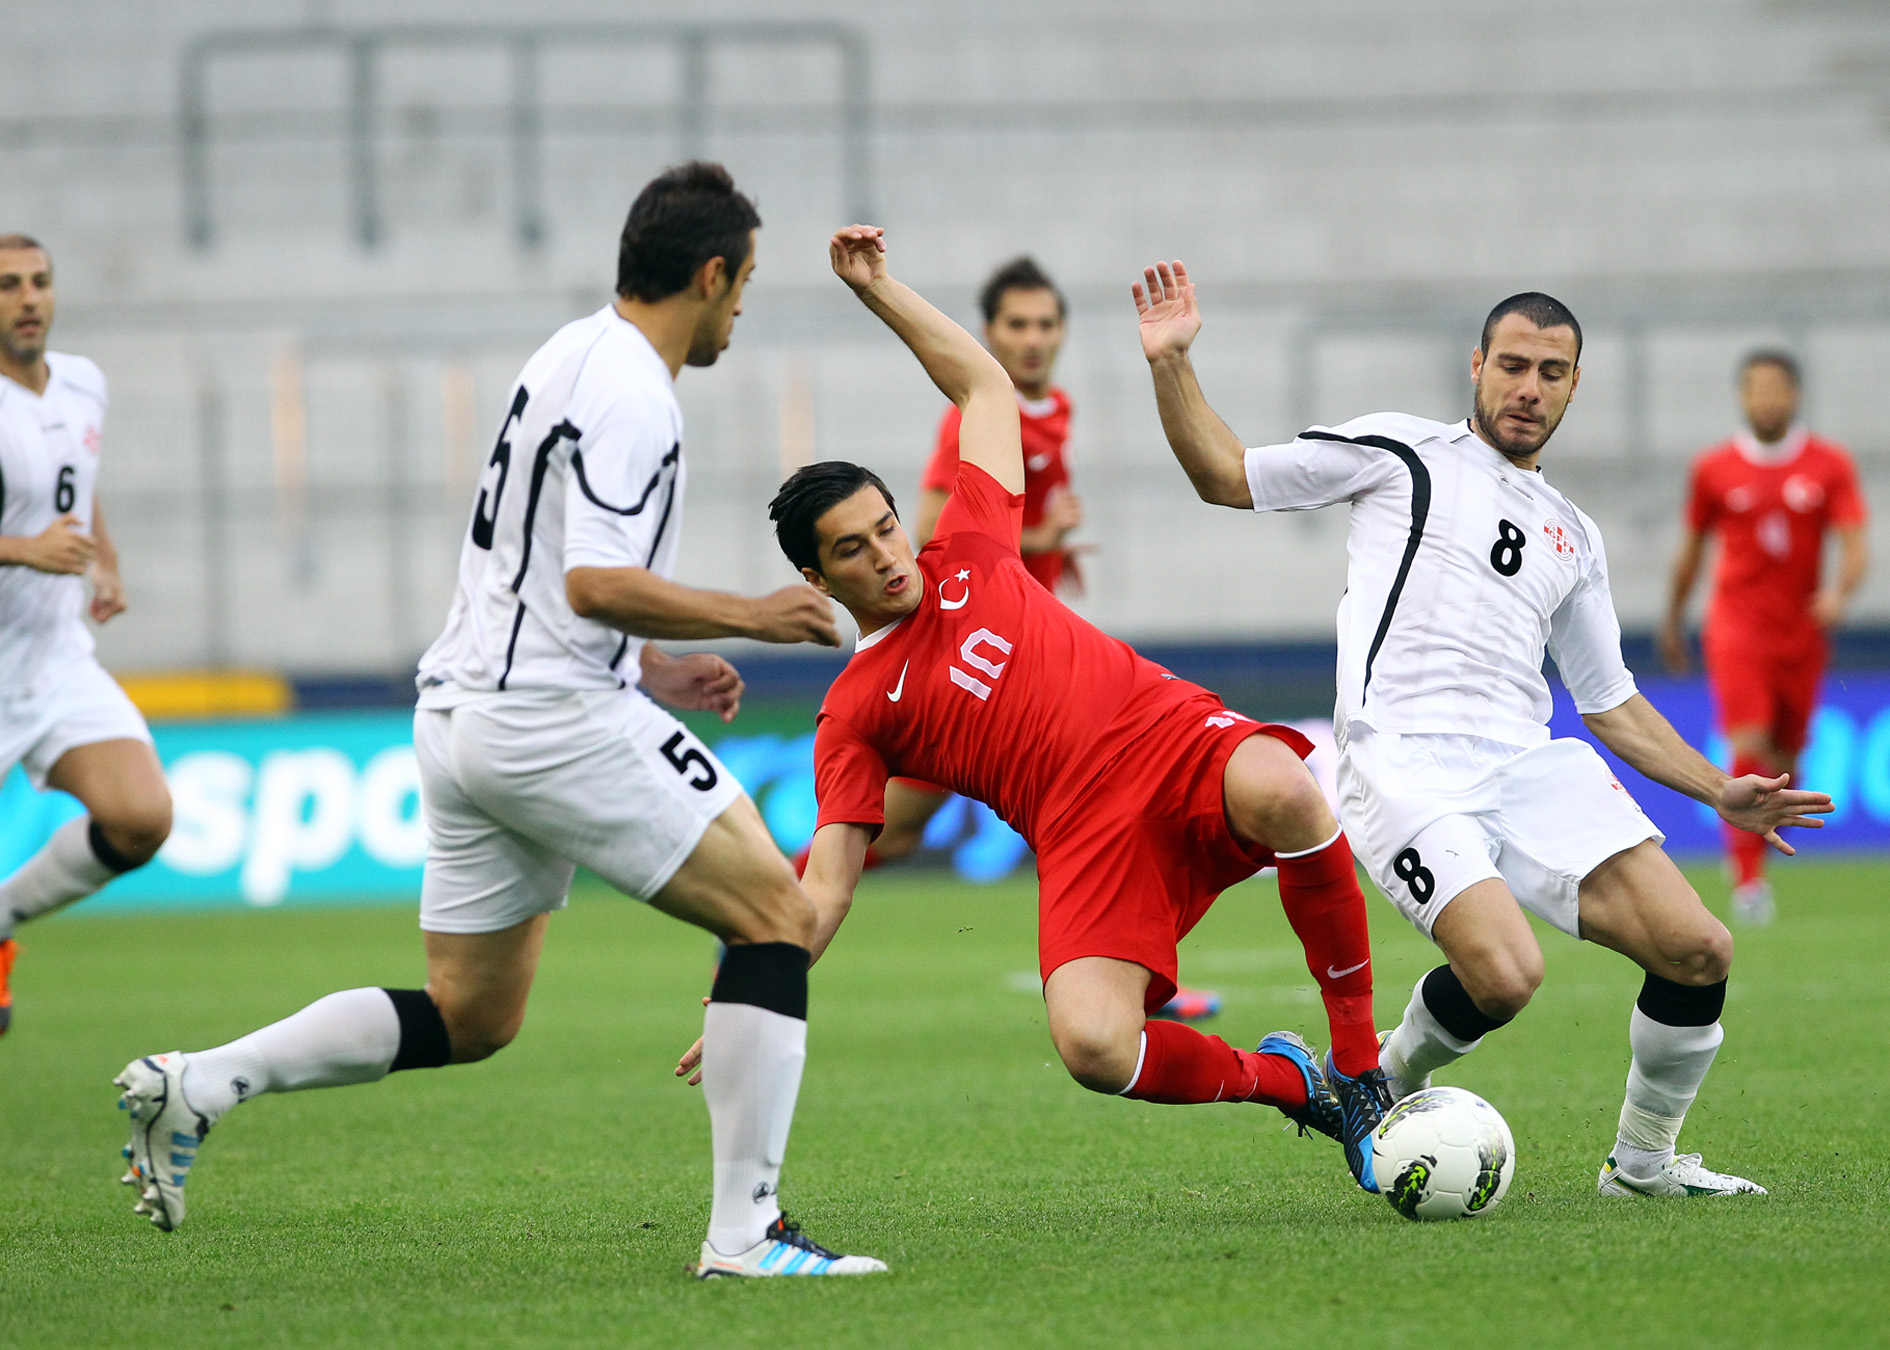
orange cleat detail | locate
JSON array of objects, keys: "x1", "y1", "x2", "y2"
[{"x1": 0, "y1": 937, "x2": 16, "y2": 1036}]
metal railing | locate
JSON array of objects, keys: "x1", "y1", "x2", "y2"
[{"x1": 179, "y1": 19, "x2": 873, "y2": 252}]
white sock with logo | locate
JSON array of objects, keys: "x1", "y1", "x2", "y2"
[
  {"x1": 0, "y1": 817, "x2": 117, "y2": 939},
  {"x1": 1613, "y1": 1008, "x2": 1723, "y2": 1178},
  {"x1": 701, "y1": 1000, "x2": 807, "y2": 1256},
  {"x1": 181, "y1": 988, "x2": 402, "y2": 1122}
]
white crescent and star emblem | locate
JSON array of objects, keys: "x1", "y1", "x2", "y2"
[{"x1": 938, "y1": 568, "x2": 972, "y2": 610}]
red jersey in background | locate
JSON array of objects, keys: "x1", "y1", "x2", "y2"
[
  {"x1": 1685, "y1": 428, "x2": 1866, "y2": 648},
  {"x1": 924, "y1": 388, "x2": 1073, "y2": 592}
]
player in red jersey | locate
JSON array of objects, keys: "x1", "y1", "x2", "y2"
[
  {"x1": 704, "y1": 225, "x2": 1393, "y2": 1191},
  {"x1": 794, "y1": 255, "x2": 1224, "y2": 1022},
  {"x1": 1660, "y1": 351, "x2": 1868, "y2": 924}
]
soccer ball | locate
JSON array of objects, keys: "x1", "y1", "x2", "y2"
[{"x1": 1370, "y1": 1086, "x2": 1514, "y2": 1221}]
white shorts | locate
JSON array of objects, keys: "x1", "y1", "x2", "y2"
[
  {"x1": 0, "y1": 657, "x2": 153, "y2": 789},
  {"x1": 414, "y1": 687, "x2": 745, "y2": 934},
  {"x1": 1337, "y1": 727, "x2": 1663, "y2": 941}
]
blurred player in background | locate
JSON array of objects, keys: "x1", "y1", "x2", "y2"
[
  {"x1": 0, "y1": 234, "x2": 171, "y2": 1036},
  {"x1": 709, "y1": 226, "x2": 1393, "y2": 1196},
  {"x1": 112, "y1": 167, "x2": 883, "y2": 1280},
  {"x1": 1659, "y1": 351, "x2": 1867, "y2": 924},
  {"x1": 1141, "y1": 262, "x2": 1830, "y2": 1199}
]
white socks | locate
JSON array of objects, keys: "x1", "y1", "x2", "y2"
[
  {"x1": 0, "y1": 817, "x2": 116, "y2": 939},
  {"x1": 1614, "y1": 1007, "x2": 1723, "y2": 1177},
  {"x1": 1381, "y1": 975, "x2": 1482, "y2": 1094},
  {"x1": 700, "y1": 1000, "x2": 807, "y2": 1257},
  {"x1": 181, "y1": 987, "x2": 402, "y2": 1122}
]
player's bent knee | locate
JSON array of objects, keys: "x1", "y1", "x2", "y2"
[
  {"x1": 1672, "y1": 919, "x2": 1734, "y2": 984},
  {"x1": 1462, "y1": 950, "x2": 1542, "y2": 1020},
  {"x1": 1052, "y1": 1025, "x2": 1138, "y2": 1094},
  {"x1": 101, "y1": 805, "x2": 172, "y2": 866}
]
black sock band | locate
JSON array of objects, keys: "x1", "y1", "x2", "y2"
[
  {"x1": 1422, "y1": 963, "x2": 1514, "y2": 1042},
  {"x1": 384, "y1": 988, "x2": 452, "y2": 1071},
  {"x1": 709, "y1": 942, "x2": 810, "y2": 1021},
  {"x1": 87, "y1": 820, "x2": 142, "y2": 874},
  {"x1": 1636, "y1": 973, "x2": 1726, "y2": 1027}
]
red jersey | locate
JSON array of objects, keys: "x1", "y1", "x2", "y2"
[
  {"x1": 816, "y1": 462, "x2": 1202, "y2": 846},
  {"x1": 1685, "y1": 429, "x2": 1865, "y2": 641},
  {"x1": 924, "y1": 388, "x2": 1073, "y2": 591}
]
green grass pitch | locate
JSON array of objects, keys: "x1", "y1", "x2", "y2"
[{"x1": 3, "y1": 860, "x2": 1887, "y2": 1348}]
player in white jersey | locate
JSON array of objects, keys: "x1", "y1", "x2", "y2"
[
  {"x1": 114, "y1": 166, "x2": 884, "y2": 1278},
  {"x1": 1136, "y1": 264, "x2": 1832, "y2": 1199},
  {"x1": 0, "y1": 235, "x2": 172, "y2": 1036}
]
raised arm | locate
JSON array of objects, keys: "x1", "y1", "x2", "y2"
[
  {"x1": 1134, "y1": 260, "x2": 1251, "y2": 508},
  {"x1": 831, "y1": 226, "x2": 1023, "y2": 494}
]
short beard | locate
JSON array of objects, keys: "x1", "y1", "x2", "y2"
[
  {"x1": 0, "y1": 332, "x2": 43, "y2": 370},
  {"x1": 684, "y1": 327, "x2": 723, "y2": 368},
  {"x1": 1473, "y1": 392, "x2": 1557, "y2": 463}
]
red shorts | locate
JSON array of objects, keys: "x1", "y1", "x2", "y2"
[
  {"x1": 1033, "y1": 701, "x2": 1313, "y2": 1012},
  {"x1": 1702, "y1": 624, "x2": 1825, "y2": 756}
]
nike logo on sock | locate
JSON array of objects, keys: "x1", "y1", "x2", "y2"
[{"x1": 1327, "y1": 959, "x2": 1369, "y2": 979}]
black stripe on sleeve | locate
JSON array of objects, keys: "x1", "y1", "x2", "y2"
[
  {"x1": 1299, "y1": 430, "x2": 1431, "y2": 708},
  {"x1": 571, "y1": 440, "x2": 679, "y2": 517}
]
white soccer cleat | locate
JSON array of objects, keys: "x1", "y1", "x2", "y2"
[
  {"x1": 1731, "y1": 880, "x2": 1776, "y2": 926},
  {"x1": 1377, "y1": 1029, "x2": 1429, "y2": 1103},
  {"x1": 1598, "y1": 1152, "x2": 1767, "y2": 1198},
  {"x1": 114, "y1": 1052, "x2": 212, "y2": 1232},
  {"x1": 696, "y1": 1215, "x2": 888, "y2": 1278}
]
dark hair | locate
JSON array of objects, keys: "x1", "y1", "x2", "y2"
[
  {"x1": 1480, "y1": 292, "x2": 1582, "y2": 361},
  {"x1": 616, "y1": 162, "x2": 760, "y2": 303},
  {"x1": 0, "y1": 234, "x2": 48, "y2": 261},
  {"x1": 770, "y1": 461, "x2": 899, "y2": 575},
  {"x1": 1741, "y1": 348, "x2": 1801, "y2": 388},
  {"x1": 979, "y1": 256, "x2": 1066, "y2": 324}
]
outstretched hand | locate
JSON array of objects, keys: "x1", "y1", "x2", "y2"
[
  {"x1": 1717, "y1": 770, "x2": 1833, "y2": 855},
  {"x1": 675, "y1": 996, "x2": 709, "y2": 1087},
  {"x1": 1132, "y1": 260, "x2": 1202, "y2": 363},
  {"x1": 830, "y1": 225, "x2": 887, "y2": 293}
]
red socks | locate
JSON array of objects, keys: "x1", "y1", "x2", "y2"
[
  {"x1": 1275, "y1": 831, "x2": 1379, "y2": 1078},
  {"x1": 1120, "y1": 1018, "x2": 1305, "y2": 1109},
  {"x1": 1726, "y1": 754, "x2": 1768, "y2": 887}
]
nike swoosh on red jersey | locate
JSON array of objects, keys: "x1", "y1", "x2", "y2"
[
  {"x1": 1326, "y1": 959, "x2": 1369, "y2": 979},
  {"x1": 886, "y1": 660, "x2": 909, "y2": 702}
]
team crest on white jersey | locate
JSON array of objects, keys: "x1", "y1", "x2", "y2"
[{"x1": 1542, "y1": 520, "x2": 1577, "y2": 561}]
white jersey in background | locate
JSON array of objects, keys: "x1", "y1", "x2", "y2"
[
  {"x1": 0, "y1": 352, "x2": 107, "y2": 695},
  {"x1": 1243, "y1": 411, "x2": 1637, "y2": 748},
  {"x1": 418, "y1": 307, "x2": 685, "y2": 704}
]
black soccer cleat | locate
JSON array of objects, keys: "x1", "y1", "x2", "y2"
[{"x1": 1323, "y1": 1049, "x2": 1394, "y2": 1194}]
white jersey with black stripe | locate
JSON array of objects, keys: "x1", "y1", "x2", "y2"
[
  {"x1": 417, "y1": 307, "x2": 684, "y2": 704},
  {"x1": 0, "y1": 352, "x2": 108, "y2": 696},
  {"x1": 1243, "y1": 412, "x2": 1635, "y2": 749}
]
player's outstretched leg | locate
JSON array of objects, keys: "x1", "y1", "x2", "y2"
[
  {"x1": 1581, "y1": 842, "x2": 1764, "y2": 1197},
  {"x1": 113, "y1": 985, "x2": 453, "y2": 1230}
]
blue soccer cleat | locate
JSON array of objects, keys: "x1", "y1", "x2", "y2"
[
  {"x1": 1323, "y1": 1049, "x2": 1394, "y2": 1194},
  {"x1": 1152, "y1": 986, "x2": 1224, "y2": 1022}
]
